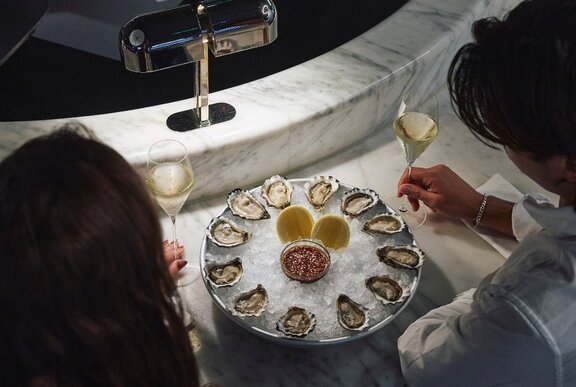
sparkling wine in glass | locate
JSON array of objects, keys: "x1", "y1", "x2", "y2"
[
  {"x1": 394, "y1": 93, "x2": 439, "y2": 226},
  {"x1": 147, "y1": 139, "x2": 198, "y2": 284}
]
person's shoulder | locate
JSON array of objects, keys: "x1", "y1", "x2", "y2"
[
  {"x1": 487, "y1": 231, "x2": 575, "y2": 297},
  {"x1": 484, "y1": 230, "x2": 575, "y2": 315}
]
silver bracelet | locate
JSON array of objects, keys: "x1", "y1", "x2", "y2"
[{"x1": 474, "y1": 193, "x2": 488, "y2": 227}]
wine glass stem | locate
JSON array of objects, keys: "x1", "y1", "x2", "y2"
[
  {"x1": 399, "y1": 164, "x2": 412, "y2": 212},
  {"x1": 170, "y1": 215, "x2": 178, "y2": 260}
]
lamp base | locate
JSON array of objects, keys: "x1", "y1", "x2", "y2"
[{"x1": 166, "y1": 102, "x2": 236, "y2": 132}]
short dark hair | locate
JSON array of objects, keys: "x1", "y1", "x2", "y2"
[
  {"x1": 0, "y1": 130, "x2": 199, "y2": 386},
  {"x1": 448, "y1": 0, "x2": 576, "y2": 161}
]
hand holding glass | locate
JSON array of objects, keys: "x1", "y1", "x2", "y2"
[
  {"x1": 394, "y1": 93, "x2": 439, "y2": 226},
  {"x1": 147, "y1": 139, "x2": 198, "y2": 284}
]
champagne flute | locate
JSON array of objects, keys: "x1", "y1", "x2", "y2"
[
  {"x1": 393, "y1": 92, "x2": 439, "y2": 227},
  {"x1": 147, "y1": 139, "x2": 198, "y2": 285}
]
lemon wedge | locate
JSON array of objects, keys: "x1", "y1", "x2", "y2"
[
  {"x1": 311, "y1": 214, "x2": 350, "y2": 250},
  {"x1": 275, "y1": 205, "x2": 314, "y2": 243}
]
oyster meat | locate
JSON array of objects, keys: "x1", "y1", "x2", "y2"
[
  {"x1": 304, "y1": 176, "x2": 339, "y2": 210},
  {"x1": 336, "y1": 294, "x2": 369, "y2": 331},
  {"x1": 261, "y1": 175, "x2": 293, "y2": 209},
  {"x1": 365, "y1": 275, "x2": 409, "y2": 305},
  {"x1": 207, "y1": 217, "x2": 251, "y2": 248},
  {"x1": 205, "y1": 257, "x2": 243, "y2": 287},
  {"x1": 276, "y1": 306, "x2": 316, "y2": 338},
  {"x1": 377, "y1": 244, "x2": 424, "y2": 269},
  {"x1": 233, "y1": 284, "x2": 268, "y2": 317},
  {"x1": 227, "y1": 189, "x2": 270, "y2": 220},
  {"x1": 341, "y1": 188, "x2": 379, "y2": 217},
  {"x1": 362, "y1": 212, "x2": 405, "y2": 235}
]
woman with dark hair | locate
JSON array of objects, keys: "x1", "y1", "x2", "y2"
[
  {"x1": 396, "y1": 0, "x2": 576, "y2": 385},
  {"x1": 0, "y1": 130, "x2": 199, "y2": 386}
]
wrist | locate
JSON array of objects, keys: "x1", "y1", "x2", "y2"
[
  {"x1": 474, "y1": 193, "x2": 488, "y2": 227},
  {"x1": 472, "y1": 195, "x2": 515, "y2": 237}
]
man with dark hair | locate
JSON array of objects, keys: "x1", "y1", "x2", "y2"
[{"x1": 396, "y1": 0, "x2": 576, "y2": 385}]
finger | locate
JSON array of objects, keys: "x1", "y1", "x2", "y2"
[
  {"x1": 408, "y1": 196, "x2": 420, "y2": 211},
  {"x1": 163, "y1": 245, "x2": 179, "y2": 263},
  {"x1": 164, "y1": 255, "x2": 176, "y2": 264},
  {"x1": 397, "y1": 168, "x2": 415, "y2": 196},
  {"x1": 164, "y1": 241, "x2": 185, "y2": 257},
  {"x1": 399, "y1": 183, "x2": 436, "y2": 207},
  {"x1": 397, "y1": 167, "x2": 429, "y2": 196},
  {"x1": 402, "y1": 183, "x2": 420, "y2": 199},
  {"x1": 169, "y1": 259, "x2": 188, "y2": 277},
  {"x1": 403, "y1": 166, "x2": 432, "y2": 186}
]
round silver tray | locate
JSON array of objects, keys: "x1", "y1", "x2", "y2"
[{"x1": 200, "y1": 178, "x2": 422, "y2": 346}]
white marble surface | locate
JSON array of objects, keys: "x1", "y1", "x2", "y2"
[
  {"x1": 173, "y1": 87, "x2": 555, "y2": 386},
  {"x1": 0, "y1": 0, "x2": 521, "y2": 202}
]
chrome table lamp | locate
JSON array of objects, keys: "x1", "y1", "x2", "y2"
[{"x1": 119, "y1": 0, "x2": 277, "y2": 131}]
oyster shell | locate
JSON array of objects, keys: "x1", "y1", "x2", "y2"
[
  {"x1": 261, "y1": 175, "x2": 293, "y2": 209},
  {"x1": 336, "y1": 294, "x2": 369, "y2": 331},
  {"x1": 276, "y1": 306, "x2": 316, "y2": 338},
  {"x1": 232, "y1": 284, "x2": 268, "y2": 317},
  {"x1": 304, "y1": 176, "x2": 339, "y2": 210},
  {"x1": 377, "y1": 244, "x2": 424, "y2": 269},
  {"x1": 362, "y1": 212, "x2": 405, "y2": 235},
  {"x1": 205, "y1": 257, "x2": 243, "y2": 287},
  {"x1": 341, "y1": 188, "x2": 379, "y2": 217},
  {"x1": 227, "y1": 189, "x2": 270, "y2": 220},
  {"x1": 207, "y1": 217, "x2": 251, "y2": 248},
  {"x1": 365, "y1": 275, "x2": 409, "y2": 305}
]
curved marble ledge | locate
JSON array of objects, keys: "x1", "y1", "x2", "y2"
[{"x1": 0, "y1": 0, "x2": 520, "y2": 200}]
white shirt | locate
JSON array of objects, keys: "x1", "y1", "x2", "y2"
[{"x1": 398, "y1": 196, "x2": 576, "y2": 386}]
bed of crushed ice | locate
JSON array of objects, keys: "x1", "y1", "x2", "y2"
[{"x1": 201, "y1": 179, "x2": 422, "y2": 344}]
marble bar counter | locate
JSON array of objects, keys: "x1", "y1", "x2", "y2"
[
  {"x1": 174, "y1": 87, "x2": 556, "y2": 386},
  {"x1": 0, "y1": 0, "x2": 520, "y2": 202}
]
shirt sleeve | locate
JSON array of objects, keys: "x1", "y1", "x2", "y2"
[
  {"x1": 397, "y1": 285, "x2": 554, "y2": 386},
  {"x1": 511, "y1": 194, "x2": 549, "y2": 241}
]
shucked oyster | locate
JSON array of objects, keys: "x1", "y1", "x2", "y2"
[
  {"x1": 304, "y1": 176, "x2": 339, "y2": 210},
  {"x1": 261, "y1": 175, "x2": 293, "y2": 209},
  {"x1": 232, "y1": 284, "x2": 268, "y2": 317},
  {"x1": 207, "y1": 217, "x2": 251, "y2": 248},
  {"x1": 205, "y1": 257, "x2": 243, "y2": 287},
  {"x1": 336, "y1": 294, "x2": 369, "y2": 331},
  {"x1": 227, "y1": 189, "x2": 270, "y2": 220},
  {"x1": 362, "y1": 212, "x2": 405, "y2": 235},
  {"x1": 276, "y1": 306, "x2": 316, "y2": 338},
  {"x1": 341, "y1": 188, "x2": 379, "y2": 217},
  {"x1": 377, "y1": 244, "x2": 424, "y2": 269},
  {"x1": 365, "y1": 275, "x2": 409, "y2": 305}
]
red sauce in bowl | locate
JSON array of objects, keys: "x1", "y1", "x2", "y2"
[{"x1": 281, "y1": 240, "x2": 330, "y2": 283}]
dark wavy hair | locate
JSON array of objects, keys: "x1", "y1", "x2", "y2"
[
  {"x1": 448, "y1": 0, "x2": 576, "y2": 161},
  {"x1": 0, "y1": 130, "x2": 199, "y2": 386}
]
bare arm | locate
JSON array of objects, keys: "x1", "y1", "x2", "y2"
[{"x1": 397, "y1": 165, "x2": 514, "y2": 237}]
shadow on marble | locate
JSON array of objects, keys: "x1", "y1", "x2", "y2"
[{"x1": 198, "y1": 301, "x2": 405, "y2": 387}]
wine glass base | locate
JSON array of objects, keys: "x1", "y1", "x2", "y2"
[{"x1": 385, "y1": 196, "x2": 428, "y2": 230}]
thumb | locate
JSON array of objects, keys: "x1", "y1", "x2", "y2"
[{"x1": 400, "y1": 184, "x2": 423, "y2": 200}]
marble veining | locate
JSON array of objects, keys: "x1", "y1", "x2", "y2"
[{"x1": 1, "y1": 0, "x2": 521, "y2": 203}]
